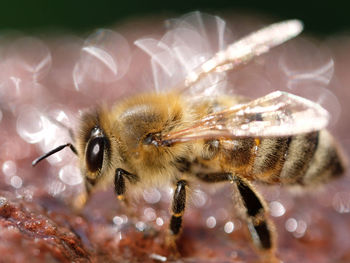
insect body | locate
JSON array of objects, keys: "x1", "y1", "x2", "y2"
[
  {"x1": 75, "y1": 91, "x2": 345, "y2": 252},
  {"x1": 32, "y1": 15, "x2": 347, "y2": 257}
]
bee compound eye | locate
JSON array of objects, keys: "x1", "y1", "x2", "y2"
[{"x1": 86, "y1": 136, "x2": 105, "y2": 172}]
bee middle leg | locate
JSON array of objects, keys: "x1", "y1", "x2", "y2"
[
  {"x1": 196, "y1": 172, "x2": 275, "y2": 253},
  {"x1": 166, "y1": 180, "x2": 187, "y2": 252}
]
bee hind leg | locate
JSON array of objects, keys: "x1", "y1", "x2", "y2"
[
  {"x1": 231, "y1": 176, "x2": 274, "y2": 249},
  {"x1": 196, "y1": 172, "x2": 277, "y2": 261},
  {"x1": 232, "y1": 175, "x2": 279, "y2": 262}
]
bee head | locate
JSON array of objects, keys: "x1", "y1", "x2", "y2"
[
  {"x1": 75, "y1": 108, "x2": 118, "y2": 192},
  {"x1": 32, "y1": 108, "x2": 115, "y2": 192}
]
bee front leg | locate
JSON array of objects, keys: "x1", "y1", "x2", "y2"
[
  {"x1": 115, "y1": 168, "x2": 127, "y2": 201},
  {"x1": 72, "y1": 187, "x2": 89, "y2": 212},
  {"x1": 167, "y1": 180, "x2": 187, "y2": 253},
  {"x1": 72, "y1": 179, "x2": 94, "y2": 211},
  {"x1": 114, "y1": 168, "x2": 136, "y2": 206}
]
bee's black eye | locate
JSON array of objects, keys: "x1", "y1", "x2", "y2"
[{"x1": 86, "y1": 135, "x2": 105, "y2": 172}]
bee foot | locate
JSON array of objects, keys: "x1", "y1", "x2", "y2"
[
  {"x1": 165, "y1": 235, "x2": 180, "y2": 258},
  {"x1": 71, "y1": 192, "x2": 88, "y2": 213},
  {"x1": 260, "y1": 250, "x2": 280, "y2": 263}
]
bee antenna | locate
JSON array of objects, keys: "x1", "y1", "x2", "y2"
[{"x1": 32, "y1": 143, "x2": 78, "y2": 167}]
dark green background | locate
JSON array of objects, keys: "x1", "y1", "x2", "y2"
[{"x1": 0, "y1": 0, "x2": 348, "y2": 35}]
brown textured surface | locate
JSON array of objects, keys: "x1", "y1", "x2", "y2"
[
  {"x1": 0, "y1": 192, "x2": 89, "y2": 263},
  {"x1": 0, "y1": 13, "x2": 350, "y2": 263}
]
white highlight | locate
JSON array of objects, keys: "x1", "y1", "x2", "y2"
[
  {"x1": 10, "y1": 175, "x2": 22, "y2": 189},
  {"x1": 285, "y1": 218, "x2": 297, "y2": 232},
  {"x1": 2, "y1": 161, "x2": 17, "y2": 177},
  {"x1": 269, "y1": 201, "x2": 286, "y2": 217},
  {"x1": 135, "y1": 221, "x2": 146, "y2": 231},
  {"x1": 224, "y1": 221, "x2": 235, "y2": 233},
  {"x1": 192, "y1": 189, "x2": 208, "y2": 207},
  {"x1": 144, "y1": 207, "x2": 156, "y2": 221},
  {"x1": 156, "y1": 217, "x2": 164, "y2": 226},
  {"x1": 206, "y1": 216, "x2": 216, "y2": 228},
  {"x1": 59, "y1": 165, "x2": 82, "y2": 186},
  {"x1": 47, "y1": 180, "x2": 66, "y2": 196},
  {"x1": 332, "y1": 192, "x2": 350, "y2": 213},
  {"x1": 16, "y1": 106, "x2": 47, "y2": 144},
  {"x1": 285, "y1": 218, "x2": 307, "y2": 238},
  {"x1": 149, "y1": 253, "x2": 167, "y2": 262},
  {"x1": 143, "y1": 188, "x2": 161, "y2": 204},
  {"x1": 73, "y1": 29, "x2": 130, "y2": 91},
  {"x1": 113, "y1": 216, "x2": 127, "y2": 226},
  {"x1": 82, "y1": 46, "x2": 118, "y2": 75}
]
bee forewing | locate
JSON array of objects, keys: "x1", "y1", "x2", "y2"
[
  {"x1": 136, "y1": 13, "x2": 303, "y2": 97},
  {"x1": 227, "y1": 91, "x2": 330, "y2": 136},
  {"x1": 163, "y1": 91, "x2": 329, "y2": 143},
  {"x1": 185, "y1": 20, "x2": 303, "y2": 87}
]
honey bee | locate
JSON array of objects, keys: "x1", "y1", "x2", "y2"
[{"x1": 32, "y1": 15, "x2": 346, "y2": 258}]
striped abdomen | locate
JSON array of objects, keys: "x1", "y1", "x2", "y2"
[{"x1": 219, "y1": 130, "x2": 346, "y2": 185}]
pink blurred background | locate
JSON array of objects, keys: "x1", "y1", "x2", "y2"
[{"x1": 0, "y1": 12, "x2": 349, "y2": 262}]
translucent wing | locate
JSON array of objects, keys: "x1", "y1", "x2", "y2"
[
  {"x1": 179, "y1": 19, "x2": 303, "y2": 91},
  {"x1": 161, "y1": 91, "x2": 329, "y2": 145},
  {"x1": 135, "y1": 13, "x2": 303, "y2": 96},
  {"x1": 135, "y1": 12, "x2": 232, "y2": 96}
]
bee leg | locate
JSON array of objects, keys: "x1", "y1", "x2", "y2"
[
  {"x1": 72, "y1": 180, "x2": 93, "y2": 212},
  {"x1": 170, "y1": 180, "x2": 187, "y2": 235},
  {"x1": 196, "y1": 172, "x2": 232, "y2": 183},
  {"x1": 72, "y1": 191, "x2": 89, "y2": 212},
  {"x1": 114, "y1": 168, "x2": 131, "y2": 205},
  {"x1": 196, "y1": 172, "x2": 276, "y2": 260},
  {"x1": 232, "y1": 175, "x2": 278, "y2": 261},
  {"x1": 115, "y1": 168, "x2": 127, "y2": 201},
  {"x1": 166, "y1": 180, "x2": 187, "y2": 254}
]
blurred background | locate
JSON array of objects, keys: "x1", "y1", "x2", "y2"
[
  {"x1": 0, "y1": 0, "x2": 349, "y2": 35},
  {"x1": 0, "y1": 1, "x2": 350, "y2": 263}
]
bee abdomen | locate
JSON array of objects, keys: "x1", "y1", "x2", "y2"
[
  {"x1": 302, "y1": 130, "x2": 346, "y2": 185},
  {"x1": 221, "y1": 138, "x2": 255, "y2": 169},
  {"x1": 252, "y1": 137, "x2": 291, "y2": 182},
  {"x1": 279, "y1": 132, "x2": 319, "y2": 184},
  {"x1": 251, "y1": 131, "x2": 345, "y2": 185}
]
